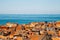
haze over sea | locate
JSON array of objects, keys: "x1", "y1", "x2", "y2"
[{"x1": 0, "y1": 14, "x2": 60, "y2": 25}]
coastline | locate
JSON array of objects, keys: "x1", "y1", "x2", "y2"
[{"x1": 0, "y1": 13, "x2": 60, "y2": 40}]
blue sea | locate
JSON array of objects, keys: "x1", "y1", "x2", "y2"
[{"x1": 0, "y1": 14, "x2": 60, "y2": 25}]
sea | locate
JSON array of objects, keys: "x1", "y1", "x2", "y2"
[{"x1": 0, "y1": 14, "x2": 60, "y2": 25}]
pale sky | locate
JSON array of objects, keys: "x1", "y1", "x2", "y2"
[{"x1": 0, "y1": 0, "x2": 60, "y2": 14}]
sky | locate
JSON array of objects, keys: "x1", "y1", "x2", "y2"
[{"x1": 0, "y1": 0, "x2": 60, "y2": 14}]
